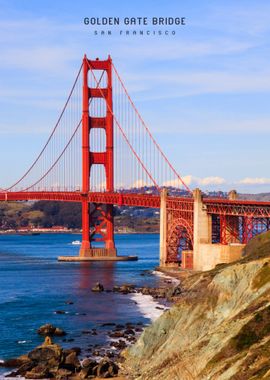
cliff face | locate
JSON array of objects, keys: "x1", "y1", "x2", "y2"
[{"x1": 123, "y1": 232, "x2": 270, "y2": 380}]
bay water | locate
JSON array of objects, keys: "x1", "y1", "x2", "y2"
[{"x1": 0, "y1": 233, "x2": 164, "y2": 373}]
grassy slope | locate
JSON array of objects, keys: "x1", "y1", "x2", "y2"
[{"x1": 122, "y1": 231, "x2": 270, "y2": 380}]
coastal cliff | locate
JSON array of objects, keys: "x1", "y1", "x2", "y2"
[{"x1": 122, "y1": 232, "x2": 270, "y2": 379}]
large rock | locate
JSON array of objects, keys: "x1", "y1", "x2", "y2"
[
  {"x1": 28, "y1": 343, "x2": 63, "y2": 368},
  {"x1": 37, "y1": 323, "x2": 66, "y2": 337},
  {"x1": 96, "y1": 358, "x2": 119, "y2": 378},
  {"x1": 25, "y1": 364, "x2": 50, "y2": 379},
  {"x1": 113, "y1": 284, "x2": 136, "y2": 294},
  {"x1": 80, "y1": 358, "x2": 98, "y2": 378},
  {"x1": 5, "y1": 361, "x2": 35, "y2": 378},
  {"x1": 63, "y1": 346, "x2": 81, "y2": 356},
  {"x1": 91, "y1": 282, "x2": 104, "y2": 292},
  {"x1": 54, "y1": 368, "x2": 73, "y2": 379},
  {"x1": 4, "y1": 336, "x2": 120, "y2": 379},
  {"x1": 109, "y1": 330, "x2": 125, "y2": 338},
  {"x1": 62, "y1": 351, "x2": 81, "y2": 371}
]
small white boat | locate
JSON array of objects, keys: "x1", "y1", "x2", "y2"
[{"x1": 71, "y1": 240, "x2": 81, "y2": 245}]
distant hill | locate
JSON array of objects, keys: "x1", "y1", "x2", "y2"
[
  {"x1": 0, "y1": 200, "x2": 159, "y2": 233},
  {"x1": 239, "y1": 192, "x2": 270, "y2": 201}
]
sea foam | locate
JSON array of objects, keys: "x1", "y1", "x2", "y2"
[
  {"x1": 152, "y1": 270, "x2": 180, "y2": 285},
  {"x1": 130, "y1": 292, "x2": 169, "y2": 322}
]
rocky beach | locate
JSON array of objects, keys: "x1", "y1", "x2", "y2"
[
  {"x1": 2, "y1": 232, "x2": 270, "y2": 379},
  {"x1": 0, "y1": 272, "x2": 178, "y2": 379}
]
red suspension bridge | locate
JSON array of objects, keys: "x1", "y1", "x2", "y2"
[{"x1": 1, "y1": 55, "x2": 270, "y2": 270}]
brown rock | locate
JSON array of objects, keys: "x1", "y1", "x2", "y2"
[
  {"x1": 0, "y1": 358, "x2": 24, "y2": 368},
  {"x1": 37, "y1": 323, "x2": 66, "y2": 337},
  {"x1": 54, "y1": 327, "x2": 66, "y2": 336},
  {"x1": 91, "y1": 282, "x2": 104, "y2": 292},
  {"x1": 110, "y1": 340, "x2": 127, "y2": 350},
  {"x1": 80, "y1": 358, "x2": 98, "y2": 378},
  {"x1": 55, "y1": 310, "x2": 66, "y2": 314},
  {"x1": 5, "y1": 360, "x2": 35, "y2": 378},
  {"x1": 109, "y1": 331, "x2": 124, "y2": 338},
  {"x1": 62, "y1": 351, "x2": 81, "y2": 371},
  {"x1": 54, "y1": 368, "x2": 73, "y2": 379},
  {"x1": 96, "y1": 358, "x2": 119, "y2": 378},
  {"x1": 28, "y1": 343, "x2": 63, "y2": 369},
  {"x1": 113, "y1": 283, "x2": 136, "y2": 294},
  {"x1": 124, "y1": 328, "x2": 135, "y2": 335},
  {"x1": 25, "y1": 364, "x2": 50, "y2": 379},
  {"x1": 70, "y1": 346, "x2": 81, "y2": 355}
]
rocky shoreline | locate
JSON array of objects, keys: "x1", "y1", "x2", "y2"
[
  {"x1": 0, "y1": 270, "x2": 181, "y2": 379},
  {"x1": 121, "y1": 233, "x2": 270, "y2": 379},
  {"x1": 3, "y1": 233, "x2": 270, "y2": 380}
]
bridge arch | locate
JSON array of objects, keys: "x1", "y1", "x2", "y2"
[{"x1": 166, "y1": 218, "x2": 193, "y2": 264}]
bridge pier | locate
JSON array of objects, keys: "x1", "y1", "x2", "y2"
[
  {"x1": 80, "y1": 199, "x2": 91, "y2": 257},
  {"x1": 159, "y1": 189, "x2": 168, "y2": 266},
  {"x1": 192, "y1": 188, "x2": 244, "y2": 271},
  {"x1": 193, "y1": 188, "x2": 212, "y2": 271},
  {"x1": 158, "y1": 188, "x2": 245, "y2": 271}
]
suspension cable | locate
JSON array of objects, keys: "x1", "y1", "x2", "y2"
[
  {"x1": 112, "y1": 63, "x2": 192, "y2": 194},
  {"x1": 4, "y1": 62, "x2": 83, "y2": 191}
]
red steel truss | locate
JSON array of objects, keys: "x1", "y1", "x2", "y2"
[
  {"x1": 166, "y1": 198, "x2": 194, "y2": 263},
  {"x1": 204, "y1": 199, "x2": 270, "y2": 218},
  {"x1": 205, "y1": 199, "x2": 270, "y2": 244}
]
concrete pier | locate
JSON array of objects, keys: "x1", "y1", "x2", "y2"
[
  {"x1": 159, "y1": 189, "x2": 168, "y2": 267},
  {"x1": 192, "y1": 188, "x2": 244, "y2": 271},
  {"x1": 159, "y1": 187, "x2": 244, "y2": 272},
  {"x1": 59, "y1": 247, "x2": 137, "y2": 262},
  {"x1": 58, "y1": 255, "x2": 138, "y2": 262}
]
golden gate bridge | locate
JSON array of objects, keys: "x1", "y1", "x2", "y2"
[{"x1": 1, "y1": 55, "x2": 270, "y2": 271}]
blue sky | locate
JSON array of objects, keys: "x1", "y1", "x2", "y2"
[{"x1": 0, "y1": 0, "x2": 270, "y2": 192}]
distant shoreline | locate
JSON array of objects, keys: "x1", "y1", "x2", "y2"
[{"x1": 0, "y1": 230, "x2": 159, "y2": 235}]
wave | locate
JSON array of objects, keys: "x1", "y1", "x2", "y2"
[
  {"x1": 152, "y1": 270, "x2": 180, "y2": 285},
  {"x1": 129, "y1": 292, "x2": 169, "y2": 322}
]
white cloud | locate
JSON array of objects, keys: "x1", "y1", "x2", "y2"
[
  {"x1": 198, "y1": 176, "x2": 226, "y2": 186},
  {"x1": 238, "y1": 177, "x2": 270, "y2": 185},
  {"x1": 182, "y1": 175, "x2": 193, "y2": 186},
  {"x1": 163, "y1": 175, "x2": 226, "y2": 188}
]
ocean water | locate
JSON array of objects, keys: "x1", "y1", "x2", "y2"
[{"x1": 0, "y1": 233, "x2": 163, "y2": 369}]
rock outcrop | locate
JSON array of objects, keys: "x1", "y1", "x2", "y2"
[
  {"x1": 3, "y1": 336, "x2": 119, "y2": 379},
  {"x1": 37, "y1": 323, "x2": 66, "y2": 337},
  {"x1": 122, "y1": 231, "x2": 270, "y2": 380},
  {"x1": 91, "y1": 282, "x2": 104, "y2": 292}
]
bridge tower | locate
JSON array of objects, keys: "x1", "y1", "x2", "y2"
[{"x1": 80, "y1": 55, "x2": 116, "y2": 257}]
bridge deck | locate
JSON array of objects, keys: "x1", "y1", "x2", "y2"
[
  {"x1": 204, "y1": 198, "x2": 270, "y2": 217},
  {"x1": 1, "y1": 191, "x2": 270, "y2": 217}
]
